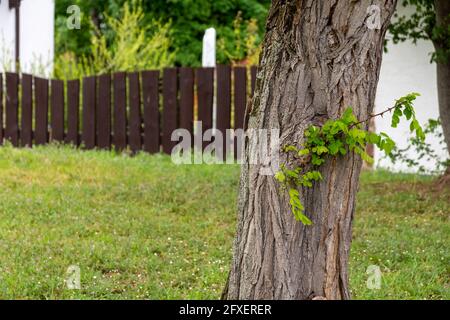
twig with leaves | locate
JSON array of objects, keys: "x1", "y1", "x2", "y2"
[{"x1": 276, "y1": 93, "x2": 425, "y2": 225}]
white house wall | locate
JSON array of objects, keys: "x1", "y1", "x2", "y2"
[
  {"x1": 0, "y1": 0, "x2": 54, "y2": 76},
  {"x1": 374, "y1": 39, "x2": 445, "y2": 172},
  {"x1": 20, "y1": 0, "x2": 54, "y2": 76},
  {"x1": 0, "y1": 0, "x2": 16, "y2": 70},
  {"x1": 374, "y1": 5, "x2": 445, "y2": 172}
]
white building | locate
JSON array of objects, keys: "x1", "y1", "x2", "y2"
[
  {"x1": 0, "y1": 0, "x2": 54, "y2": 76},
  {"x1": 374, "y1": 5, "x2": 446, "y2": 172}
]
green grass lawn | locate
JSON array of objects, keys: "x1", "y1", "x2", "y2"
[{"x1": 0, "y1": 145, "x2": 448, "y2": 300}]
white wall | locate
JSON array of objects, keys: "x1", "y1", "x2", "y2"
[
  {"x1": 374, "y1": 6, "x2": 447, "y2": 172},
  {"x1": 0, "y1": 0, "x2": 54, "y2": 76},
  {"x1": 0, "y1": 0, "x2": 16, "y2": 70}
]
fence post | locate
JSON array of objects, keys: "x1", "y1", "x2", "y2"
[
  {"x1": 142, "y1": 70, "x2": 160, "y2": 154},
  {"x1": 97, "y1": 74, "x2": 112, "y2": 149},
  {"x1": 51, "y1": 79, "x2": 65, "y2": 142},
  {"x1": 196, "y1": 67, "x2": 214, "y2": 151},
  {"x1": 21, "y1": 74, "x2": 33, "y2": 147},
  {"x1": 35, "y1": 77, "x2": 49, "y2": 145},
  {"x1": 82, "y1": 76, "x2": 96, "y2": 149},
  {"x1": 113, "y1": 72, "x2": 127, "y2": 151},
  {"x1": 162, "y1": 68, "x2": 178, "y2": 154},
  {"x1": 216, "y1": 65, "x2": 231, "y2": 160},
  {"x1": 5, "y1": 73, "x2": 19, "y2": 146},
  {"x1": 179, "y1": 67, "x2": 194, "y2": 146},
  {"x1": 128, "y1": 72, "x2": 142, "y2": 153},
  {"x1": 250, "y1": 66, "x2": 258, "y2": 96},
  {"x1": 66, "y1": 79, "x2": 80, "y2": 146},
  {"x1": 0, "y1": 74, "x2": 3, "y2": 145}
]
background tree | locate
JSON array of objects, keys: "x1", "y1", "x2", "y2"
[
  {"x1": 389, "y1": 0, "x2": 450, "y2": 163},
  {"x1": 54, "y1": 2, "x2": 174, "y2": 79},
  {"x1": 223, "y1": 0, "x2": 397, "y2": 300},
  {"x1": 55, "y1": 0, "x2": 271, "y2": 66}
]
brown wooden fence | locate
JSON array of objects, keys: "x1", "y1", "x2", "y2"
[{"x1": 0, "y1": 65, "x2": 258, "y2": 154}]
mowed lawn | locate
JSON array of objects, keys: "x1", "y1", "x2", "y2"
[{"x1": 0, "y1": 145, "x2": 448, "y2": 300}]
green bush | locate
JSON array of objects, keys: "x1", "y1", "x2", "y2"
[
  {"x1": 54, "y1": 1, "x2": 175, "y2": 79},
  {"x1": 55, "y1": 0, "x2": 270, "y2": 67},
  {"x1": 217, "y1": 11, "x2": 262, "y2": 65}
]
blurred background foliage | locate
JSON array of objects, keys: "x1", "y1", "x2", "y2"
[
  {"x1": 54, "y1": 0, "x2": 271, "y2": 72},
  {"x1": 54, "y1": 1, "x2": 174, "y2": 79}
]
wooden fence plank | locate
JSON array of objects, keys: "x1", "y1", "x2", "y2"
[
  {"x1": 234, "y1": 67, "x2": 247, "y2": 159},
  {"x1": 82, "y1": 76, "x2": 96, "y2": 149},
  {"x1": 196, "y1": 67, "x2": 214, "y2": 151},
  {"x1": 35, "y1": 77, "x2": 49, "y2": 145},
  {"x1": 128, "y1": 72, "x2": 142, "y2": 152},
  {"x1": 5, "y1": 73, "x2": 19, "y2": 146},
  {"x1": 216, "y1": 65, "x2": 231, "y2": 160},
  {"x1": 179, "y1": 67, "x2": 194, "y2": 140},
  {"x1": 66, "y1": 79, "x2": 80, "y2": 145},
  {"x1": 234, "y1": 67, "x2": 247, "y2": 130},
  {"x1": 142, "y1": 70, "x2": 160, "y2": 153},
  {"x1": 162, "y1": 68, "x2": 178, "y2": 154},
  {"x1": 21, "y1": 74, "x2": 33, "y2": 147},
  {"x1": 97, "y1": 74, "x2": 112, "y2": 149},
  {"x1": 0, "y1": 74, "x2": 3, "y2": 145},
  {"x1": 250, "y1": 65, "x2": 257, "y2": 96},
  {"x1": 113, "y1": 72, "x2": 127, "y2": 151},
  {"x1": 51, "y1": 79, "x2": 65, "y2": 142}
]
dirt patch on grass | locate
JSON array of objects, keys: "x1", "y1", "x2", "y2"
[{"x1": 435, "y1": 168, "x2": 450, "y2": 193}]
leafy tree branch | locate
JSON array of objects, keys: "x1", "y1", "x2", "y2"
[{"x1": 276, "y1": 93, "x2": 425, "y2": 225}]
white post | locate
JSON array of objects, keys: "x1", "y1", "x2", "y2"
[
  {"x1": 202, "y1": 28, "x2": 217, "y2": 136},
  {"x1": 202, "y1": 28, "x2": 216, "y2": 67}
]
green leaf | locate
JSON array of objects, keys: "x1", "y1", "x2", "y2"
[
  {"x1": 283, "y1": 145, "x2": 298, "y2": 153},
  {"x1": 354, "y1": 146, "x2": 364, "y2": 155},
  {"x1": 342, "y1": 107, "x2": 357, "y2": 124},
  {"x1": 368, "y1": 132, "x2": 381, "y2": 145},
  {"x1": 288, "y1": 188, "x2": 299, "y2": 199},
  {"x1": 361, "y1": 151, "x2": 374, "y2": 164},
  {"x1": 311, "y1": 155, "x2": 325, "y2": 166},
  {"x1": 298, "y1": 148, "x2": 310, "y2": 156},
  {"x1": 403, "y1": 106, "x2": 413, "y2": 120},
  {"x1": 315, "y1": 146, "x2": 329, "y2": 155},
  {"x1": 285, "y1": 169, "x2": 299, "y2": 179},
  {"x1": 328, "y1": 141, "x2": 340, "y2": 155},
  {"x1": 336, "y1": 121, "x2": 349, "y2": 134},
  {"x1": 294, "y1": 211, "x2": 312, "y2": 225},
  {"x1": 275, "y1": 171, "x2": 285, "y2": 183}
]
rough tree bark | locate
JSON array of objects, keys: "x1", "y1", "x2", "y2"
[
  {"x1": 434, "y1": 0, "x2": 450, "y2": 157},
  {"x1": 223, "y1": 0, "x2": 397, "y2": 300}
]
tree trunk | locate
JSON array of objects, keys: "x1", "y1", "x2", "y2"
[
  {"x1": 434, "y1": 0, "x2": 450, "y2": 157},
  {"x1": 223, "y1": 0, "x2": 397, "y2": 300}
]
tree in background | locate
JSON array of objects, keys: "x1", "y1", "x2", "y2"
[
  {"x1": 389, "y1": 1, "x2": 450, "y2": 165},
  {"x1": 217, "y1": 11, "x2": 262, "y2": 66},
  {"x1": 54, "y1": 1, "x2": 174, "y2": 79},
  {"x1": 55, "y1": 0, "x2": 271, "y2": 67}
]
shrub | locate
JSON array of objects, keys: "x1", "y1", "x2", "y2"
[
  {"x1": 217, "y1": 11, "x2": 262, "y2": 66},
  {"x1": 54, "y1": 1, "x2": 175, "y2": 79}
]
